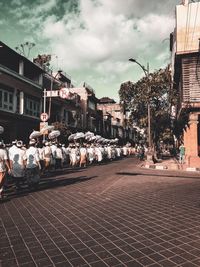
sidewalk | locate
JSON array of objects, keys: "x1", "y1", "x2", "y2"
[{"x1": 141, "y1": 156, "x2": 200, "y2": 172}]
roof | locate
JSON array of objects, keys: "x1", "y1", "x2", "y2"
[{"x1": 0, "y1": 40, "x2": 44, "y2": 72}]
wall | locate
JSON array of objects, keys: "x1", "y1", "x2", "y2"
[{"x1": 176, "y1": 2, "x2": 200, "y2": 54}]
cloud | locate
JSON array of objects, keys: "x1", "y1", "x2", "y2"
[{"x1": 4, "y1": 0, "x2": 177, "y2": 99}]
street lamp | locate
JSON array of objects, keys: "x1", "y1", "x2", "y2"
[{"x1": 128, "y1": 58, "x2": 151, "y2": 148}]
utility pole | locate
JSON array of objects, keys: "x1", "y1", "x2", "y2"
[{"x1": 129, "y1": 58, "x2": 151, "y2": 148}]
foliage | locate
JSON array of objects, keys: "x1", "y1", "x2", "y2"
[
  {"x1": 119, "y1": 66, "x2": 174, "y2": 145},
  {"x1": 52, "y1": 122, "x2": 71, "y2": 143}
]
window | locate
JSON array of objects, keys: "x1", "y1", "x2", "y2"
[
  {"x1": 88, "y1": 100, "x2": 95, "y2": 110},
  {"x1": 0, "y1": 88, "x2": 14, "y2": 111},
  {"x1": 24, "y1": 96, "x2": 40, "y2": 117}
]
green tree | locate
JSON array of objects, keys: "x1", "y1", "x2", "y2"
[
  {"x1": 119, "y1": 66, "x2": 173, "y2": 146},
  {"x1": 52, "y1": 122, "x2": 71, "y2": 144}
]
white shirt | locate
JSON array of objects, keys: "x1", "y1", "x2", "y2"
[
  {"x1": 55, "y1": 147, "x2": 63, "y2": 159},
  {"x1": 26, "y1": 146, "x2": 40, "y2": 168},
  {"x1": 51, "y1": 145, "x2": 57, "y2": 158},
  {"x1": 9, "y1": 145, "x2": 17, "y2": 159},
  {"x1": 0, "y1": 148, "x2": 8, "y2": 172},
  {"x1": 10, "y1": 147, "x2": 26, "y2": 177},
  {"x1": 43, "y1": 146, "x2": 52, "y2": 160}
]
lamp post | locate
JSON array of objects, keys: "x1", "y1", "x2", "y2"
[{"x1": 128, "y1": 58, "x2": 151, "y2": 148}]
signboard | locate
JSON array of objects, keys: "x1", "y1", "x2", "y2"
[
  {"x1": 59, "y1": 88, "x2": 70, "y2": 99},
  {"x1": 40, "y1": 112, "x2": 49, "y2": 122},
  {"x1": 45, "y1": 90, "x2": 59, "y2": 97},
  {"x1": 40, "y1": 122, "x2": 48, "y2": 134}
]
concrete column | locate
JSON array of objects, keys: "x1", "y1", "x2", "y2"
[
  {"x1": 19, "y1": 91, "x2": 24, "y2": 115},
  {"x1": 186, "y1": 112, "x2": 200, "y2": 167},
  {"x1": 188, "y1": 113, "x2": 198, "y2": 157},
  {"x1": 38, "y1": 74, "x2": 43, "y2": 86},
  {"x1": 13, "y1": 88, "x2": 17, "y2": 113},
  {"x1": 19, "y1": 60, "x2": 24, "y2": 75}
]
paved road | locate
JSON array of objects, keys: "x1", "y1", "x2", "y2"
[{"x1": 1, "y1": 157, "x2": 200, "y2": 267}]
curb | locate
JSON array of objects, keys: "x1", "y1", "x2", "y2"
[
  {"x1": 144, "y1": 164, "x2": 167, "y2": 170},
  {"x1": 186, "y1": 167, "x2": 200, "y2": 172},
  {"x1": 143, "y1": 164, "x2": 200, "y2": 172}
]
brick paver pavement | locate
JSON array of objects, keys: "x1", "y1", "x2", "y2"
[{"x1": 1, "y1": 157, "x2": 200, "y2": 267}]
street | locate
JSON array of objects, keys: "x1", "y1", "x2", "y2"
[{"x1": 1, "y1": 157, "x2": 200, "y2": 267}]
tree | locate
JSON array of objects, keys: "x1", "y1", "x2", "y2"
[
  {"x1": 119, "y1": 66, "x2": 173, "y2": 146},
  {"x1": 52, "y1": 122, "x2": 71, "y2": 144}
]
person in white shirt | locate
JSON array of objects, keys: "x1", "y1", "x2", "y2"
[
  {"x1": 80, "y1": 145, "x2": 87, "y2": 168},
  {"x1": 70, "y1": 145, "x2": 78, "y2": 167},
  {"x1": 9, "y1": 140, "x2": 26, "y2": 190},
  {"x1": 123, "y1": 145, "x2": 128, "y2": 156},
  {"x1": 55, "y1": 144, "x2": 63, "y2": 169},
  {"x1": 43, "y1": 142, "x2": 52, "y2": 173},
  {"x1": 0, "y1": 141, "x2": 11, "y2": 199},
  {"x1": 37, "y1": 143, "x2": 45, "y2": 175},
  {"x1": 8, "y1": 140, "x2": 17, "y2": 163},
  {"x1": 25, "y1": 139, "x2": 41, "y2": 190},
  {"x1": 87, "y1": 144, "x2": 95, "y2": 165},
  {"x1": 95, "y1": 145, "x2": 103, "y2": 163},
  {"x1": 50, "y1": 142, "x2": 57, "y2": 169},
  {"x1": 107, "y1": 144, "x2": 112, "y2": 160}
]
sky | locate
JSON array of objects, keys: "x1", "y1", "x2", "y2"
[{"x1": 0, "y1": 0, "x2": 179, "y2": 101}]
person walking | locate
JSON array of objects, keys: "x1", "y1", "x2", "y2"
[
  {"x1": 179, "y1": 143, "x2": 185, "y2": 164},
  {"x1": 80, "y1": 144, "x2": 87, "y2": 168},
  {"x1": 9, "y1": 140, "x2": 26, "y2": 191},
  {"x1": 0, "y1": 141, "x2": 11, "y2": 199},
  {"x1": 25, "y1": 139, "x2": 41, "y2": 190}
]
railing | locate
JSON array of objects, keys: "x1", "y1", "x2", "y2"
[{"x1": 0, "y1": 64, "x2": 42, "y2": 89}]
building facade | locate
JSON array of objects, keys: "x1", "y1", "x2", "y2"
[{"x1": 171, "y1": 0, "x2": 200, "y2": 167}]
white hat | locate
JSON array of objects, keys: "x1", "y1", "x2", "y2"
[{"x1": 16, "y1": 141, "x2": 23, "y2": 148}]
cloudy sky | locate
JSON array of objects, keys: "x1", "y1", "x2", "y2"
[{"x1": 0, "y1": 0, "x2": 178, "y2": 101}]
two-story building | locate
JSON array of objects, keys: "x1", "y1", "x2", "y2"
[
  {"x1": 170, "y1": 0, "x2": 200, "y2": 167},
  {"x1": 0, "y1": 41, "x2": 82, "y2": 142},
  {"x1": 0, "y1": 41, "x2": 43, "y2": 142},
  {"x1": 70, "y1": 83, "x2": 102, "y2": 134}
]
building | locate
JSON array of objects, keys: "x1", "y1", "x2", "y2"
[
  {"x1": 170, "y1": 0, "x2": 200, "y2": 167},
  {"x1": 42, "y1": 71, "x2": 82, "y2": 133},
  {"x1": 70, "y1": 83, "x2": 102, "y2": 134},
  {"x1": 0, "y1": 41, "x2": 82, "y2": 142},
  {"x1": 98, "y1": 97, "x2": 135, "y2": 143},
  {"x1": 0, "y1": 41, "x2": 43, "y2": 142}
]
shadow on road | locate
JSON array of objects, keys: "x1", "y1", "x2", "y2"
[
  {"x1": 116, "y1": 171, "x2": 200, "y2": 179},
  {"x1": 3, "y1": 175, "x2": 97, "y2": 202}
]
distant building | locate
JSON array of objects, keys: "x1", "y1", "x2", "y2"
[
  {"x1": 98, "y1": 97, "x2": 134, "y2": 142},
  {"x1": 70, "y1": 83, "x2": 102, "y2": 134}
]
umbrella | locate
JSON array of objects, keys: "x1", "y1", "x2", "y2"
[
  {"x1": 88, "y1": 136, "x2": 96, "y2": 142},
  {"x1": 29, "y1": 130, "x2": 42, "y2": 139},
  {"x1": 48, "y1": 130, "x2": 60, "y2": 140},
  {"x1": 85, "y1": 131, "x2": 94, "y2": 137},
  {"x1": 68, "y1": 133, "x2": 77, "y2": 141},
  {"x1": 85, "y1": 131, "x2": 94, "y2": 140},
  {"x1": 74, "y1": 132, "x2": 85, "y2": 140},
  {"x1": 0, "y1": 126, "x2": 4, "y2": 134}
]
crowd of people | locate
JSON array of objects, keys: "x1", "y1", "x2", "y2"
[{"x1": 0, "y1": 137, "x2": 140, "y2": 199}]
